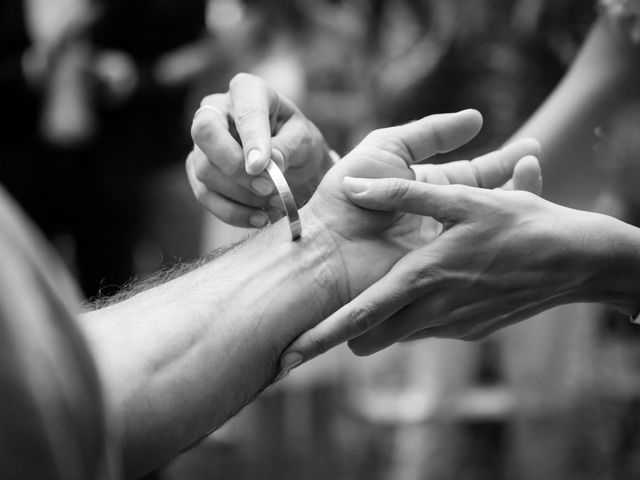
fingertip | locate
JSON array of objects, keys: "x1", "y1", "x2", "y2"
[
  {"x1": 523, "y1": 137, "x2": 542, "y2": 155},
  {"x1": 276, "y1": 351, "x2": 304, "y2": 381},
  {"x1": 458, "y1": 108, "x2": 483, "y2": 126},
  {"x1": 246, "y1": 149, "x2": 268, "y2": 175},
  {"x1": 508, "y1": 137, "x2": 542, "y2": 157},
  {"x1": 447, "y1": 109, "x2": 483, "y2": 146},
  {"x1": 513, "y1": 155, "x2": 542, "y2": 194}
]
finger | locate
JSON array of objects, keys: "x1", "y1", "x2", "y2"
[
  {"x1": 509, "y1": 155, "x2": 542, "y2": 194},
  {"x1": 412, "y1": 138, "x2": 541, "y2": 188},
  {"x1": 197, "y1": 93, "x2": 232, "y2": 127},
  {"x1": 467, "y1": 138, "x2": 540, "y2": 187},
  {"x1": 192, "y1": 161, "x2": 271, "y2": 209},
  {"x1": 280, "y1": 263, "x2": 419, "y2": 365},
  {"x1": 270, "y1": 114, "x2": 317, "y2": 172},
  {"x1": 347, "y1": 297, "x2": 437, "y2": 356},
  {"x1": 342, "y1": 176, "x2": 473, "y2": 224},
  {"x1": 186, "y1": 152, "x2": 270, "y2": 228},
  {"x1": 190, "y1": 147, "x2": 274, "y2": 204},
  {"x1": 350, "y1": 297, "x2": 500, "y2": 352},
  {"x1": 228, "y1": 73, "x2": 291, "y2": 175},
  {"x1": 398, "y1": 289, "x2": 555, "y2": 343},
  {"x1": 404, "y1": 304, "x2": 538, "y2": 342},
  {"x1": 441, "y1": 138, "x2": 540, "y2": 188},
  {"x1": 371, "y1": 110, "x2": 482, "y2": 166},
  {"x1": 191, "y1": 108, "x2": 244, "y2": 178}
]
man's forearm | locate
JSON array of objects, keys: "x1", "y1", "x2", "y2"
[{"x1": 80, "y1": 209, "x2": 346, "y2": 477}]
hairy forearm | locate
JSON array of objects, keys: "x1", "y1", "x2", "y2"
[{"x1": 80, "y1": 209, "x2": 346, "y2": 477}]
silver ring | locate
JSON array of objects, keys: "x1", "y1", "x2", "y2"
[
  {"x1": 265, "y1": 161, "x2": 302, "y2": 241},
  {"x1": 193, "y1": 105, "x2": 226, "y2": 120}
]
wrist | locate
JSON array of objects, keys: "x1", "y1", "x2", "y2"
[
  {"x1": 581, "y1": 212, "x2": 640, "y2": 315},
  {"x1": 201, "y1": 206, "x2": 349, "y2": 355}
]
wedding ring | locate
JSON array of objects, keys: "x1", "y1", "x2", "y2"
[
  {"x1": 193, "y1": 105, "x2": 225, "y2": 120},
  {"x1": 266, "y1": 160, "x2": 302, "y2": 241}
]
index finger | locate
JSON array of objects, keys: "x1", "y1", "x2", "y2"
[
  {"x1": 279, "y1": 261, "x2": 419, "y2": 369},
  {"x1": 228, "y1": 73, "x2": 292, "y2": 175}
]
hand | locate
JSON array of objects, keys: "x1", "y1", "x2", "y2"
[
  {"x1": 288, "y1": 174, "x2": 615, "y2": 361},
  {"x1": 278, "y1": 110, "x2": 542, "y2": 372},
  {"x1": 186, "y1": 73, "x2": 334, "y2": 228}
]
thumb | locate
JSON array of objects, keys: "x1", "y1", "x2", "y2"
[
  {"x1": 343, "y1": 176, "x2": 470, "y2": 223},
  {"x1": 244, "y1": 145, "x2": 271, "y2": 176}
]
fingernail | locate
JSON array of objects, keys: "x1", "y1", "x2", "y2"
[
  {"x1": 247, "y1": 149, "x2": 262, "y2": 174},
  {"x1": 343, "y1": 176, "x2": 372, "y2": 194},
  {"x1": 276, "y1": 352, "x2": 303, "y2": 381},
  {"x1": 251, "y1": 177, "x2": 273, "y2": 196},
  {"x1": 249, "y1": 213, "x2": 268, "y2": 228},
  {"x1": 269, "y1": 195, "x2": 283, "y2": 209}
]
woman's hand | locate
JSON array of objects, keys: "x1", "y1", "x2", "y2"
[
  {"x1": 275, "y1": 110, "x2": 543, "y2": 374},
  {"x1": 284, "y1": 169, "x2": 640, "y2": 364},
  {"x1": 186, "y1": 73, "x2": 334, "y2": 228}
]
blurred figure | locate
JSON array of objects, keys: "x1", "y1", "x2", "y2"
[{"x1": 1, "y1": 0, "x2": 216, "y2": 298}]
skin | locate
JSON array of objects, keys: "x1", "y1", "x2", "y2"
[
  {"x1": 509, "y1": 15, "x2": 640, "y2": 208},
  {"x1": 188, "y1": 73, "x2": 334, "y2": 228},
  {"x1": 197, "y1": 15, "x2": 640, "y2": 368},
  {"x1": 284, "y1": 177, "x2": 640, "y2": 360},
  {"x1": 280, "y1": 15, "x2": 640, "y2": 363},
  {"x1": 85, "y1": 110, "x2": 540, "y2": 477}
]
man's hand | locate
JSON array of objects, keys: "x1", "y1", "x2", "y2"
[
  {"x1": 82, "y1": 108, "x2": 543, "y2": 475},
  {"x1": 186, "y1": 73, "x2": 333, "y2": 228},
  {"x1": 276, "y1": 110, "x2": 542, "y2": 374}
]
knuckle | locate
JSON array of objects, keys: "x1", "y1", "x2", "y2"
[
  {"x1": 234, "y1": 106, "x2": 268, "y2": 125},
  {"x1": 384, "y1": 177, "x2": 410, "y2": 202},
  {"x1": 425, "y1": 120, "x2": 445, "y2": 152},
  {"x1": 365, "y1": 129, "x2": 411, "y2": 163},
  {"x1": 191, "y1": 115, "x2": 215, "y2": 143},
  {"x1": 201, "y1": 93, "x2": 226, "y2": 107},
  {"x1": 200, "y1": 94, "x2": 215, "y2": 107},
  {"x1": 406, "y1": 264, "x2": 442, "y2": 291},
  {"x1": 444, "y1": 185, "x2": 470, "y2": 210},
  {"x1": 348, "y1": 304, "x2": 377, "y2": 334},
  {"x1": 307, "y1": 335, "x2": 328, "y2": 356},
  {"x1": 273, "y1": 139, "x2": 294, "y2": 164},
  {"x1": 192, "y1": 158, "x2": 212, "y2": 183},
  {"x1": 229, "y1": 72, "x2": 257, "y2": 90},
  {"x1": 364, "y1": 128, "x2": 391, "y2": 147},
  {"x1": 218, "y1": 159, "x2": 239, "y2": 178}
]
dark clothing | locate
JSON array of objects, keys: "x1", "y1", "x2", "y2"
[
  {"x1": 0, "y1": 185, "x2": 115, "y2": 479},
  {"x1": 0, "y1": 0, "x2": 44, "y2": 222}
]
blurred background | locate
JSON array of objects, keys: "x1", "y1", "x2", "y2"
[{"x1": 3, "y1": 0, "x2": 640, "y2": 479}]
